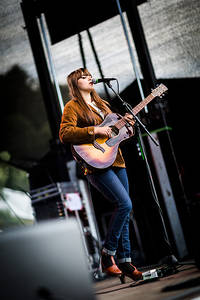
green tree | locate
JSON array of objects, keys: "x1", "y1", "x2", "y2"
[{"x1": 0, "y1": 65, "x2": 52, "y2": 161}]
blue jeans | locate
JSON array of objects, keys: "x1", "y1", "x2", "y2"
[{"x1": 87, "y1": 167, "x2": 133, "y2": 262}]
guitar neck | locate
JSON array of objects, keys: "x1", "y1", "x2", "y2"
[
  {"x1": 132, "y1": 93, "x2": 154, "y2": 115},
  {"x1": 114, "y1": 93, "x2": 155, "y2": 130}
]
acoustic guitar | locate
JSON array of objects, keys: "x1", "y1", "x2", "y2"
[{"x1": 72, "y1": 84, "x2": 168, "y2": 169}]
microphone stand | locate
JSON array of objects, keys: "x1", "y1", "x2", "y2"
[{"x1": 106, "y1": 81, "x2": 171, "y2": 246}]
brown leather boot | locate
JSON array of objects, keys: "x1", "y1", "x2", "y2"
[
  {"x1": 101, "y1": 252, "x2": 122, "y2": 277},
  {"x1": 118, "y1": 262, "x2": 142, "y2": 283}
]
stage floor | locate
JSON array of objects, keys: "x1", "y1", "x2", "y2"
[{"x1": 94, "y1": 261, "x2": 200, "y2": 300}]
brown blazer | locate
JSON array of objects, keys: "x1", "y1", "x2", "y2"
[{"x1": 59, "y1": 98, "x2": 126, "y2": 168}]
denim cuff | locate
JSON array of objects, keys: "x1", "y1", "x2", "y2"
[
  {"x1": 117, "y1": 257, "x2": 132, "y2": 263},
  {"x1": 102, "y1": 247, "x2": 116, "y2": 256}
]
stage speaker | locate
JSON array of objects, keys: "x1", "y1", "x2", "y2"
[
  {"x1": 0, "y1": 218, "x2": 95, "y2": 300},
  {"x1": 30, "y1": 183, "x2": 69, "y2": 221}
]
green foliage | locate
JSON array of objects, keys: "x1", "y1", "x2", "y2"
[
  {"x1": 0, "y1": 65, "x2": 69, "y2": 194},
  {"x1": 0, "y1": 151, "x2": 11, "y2": 162},
  {"x1": 6, "y1": 165, "x2": 29, "y2": 192},
  {"x1": 0, "y1": 65, "x2": 52, "y2": 161},
  {"x1": 0, "y1": 66, "x2": 71, "y2": 229},
  {"x1": 0, "y1": 151, "x2": 29, "y2": 192},
  {"x1": 0, "y1": 161, "x2": 9, "y2": 188}
]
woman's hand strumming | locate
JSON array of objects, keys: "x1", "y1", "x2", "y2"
[{"x1": 94, "y1": 126, "x2": 112, "y2": 138}]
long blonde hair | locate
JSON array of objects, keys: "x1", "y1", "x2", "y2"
[{"x1": 67, "y1": 68, "x2": 110, "y2": 124}]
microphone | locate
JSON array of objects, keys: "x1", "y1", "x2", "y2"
[{"x1": 92, "y1": 78, "x2": 116, "y2": 84}]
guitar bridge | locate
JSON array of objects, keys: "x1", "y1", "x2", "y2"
[{"x1": 93, "y1": 141, "x2": 105, "y2": 153}]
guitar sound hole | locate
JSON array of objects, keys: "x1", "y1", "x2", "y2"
[{"x1": 110, "y1": 126, "x2": 119, "y2": 137}]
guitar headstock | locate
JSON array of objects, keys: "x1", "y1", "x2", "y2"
[{"x1": 151, "y1": 84, "x2": 168, "y2": 98}]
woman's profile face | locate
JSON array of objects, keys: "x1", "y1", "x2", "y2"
[{"x1": 77, "y1": 73, "x2": 94, "y2": 92}]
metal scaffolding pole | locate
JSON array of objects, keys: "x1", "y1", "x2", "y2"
[{"x1": 115, "y1": 0, "x2": 188, "y2": 259}]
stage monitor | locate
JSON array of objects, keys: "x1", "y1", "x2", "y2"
[{"x1": 0, "y1": 218, "x2": 95, "y2": 300}]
